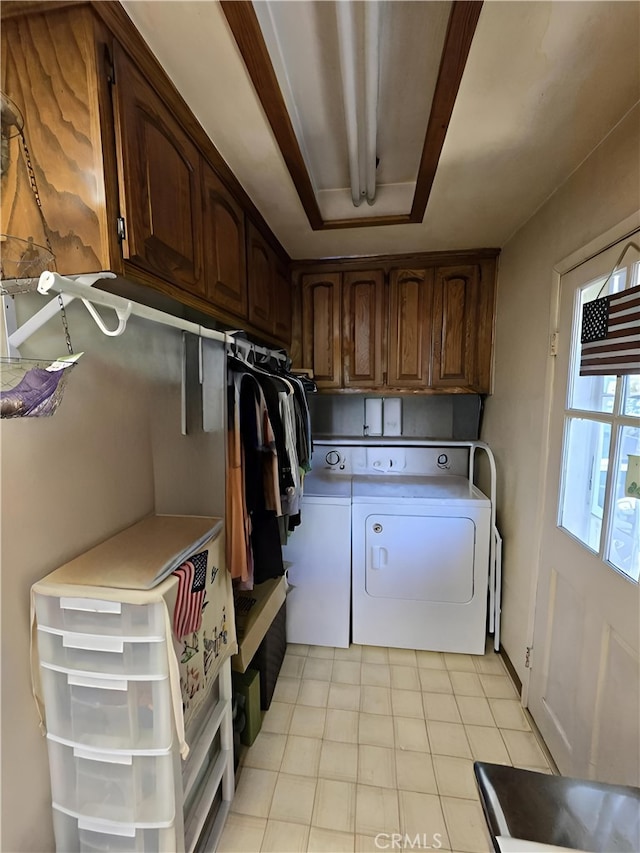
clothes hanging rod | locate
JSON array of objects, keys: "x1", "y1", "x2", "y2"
[
  {"x1": 32, "y1": 271, "x2": 229, "y2": 346},
  {"x1": 35, "y1": 274, "x2": 288, "y2": 362},
  {"x1": 7, "y1": 272, "x2": 287, "y2": 364},
  {"x1": 30, "y1": 272, "x2": 288, "y2": 362},
  {"x1": 225, "y1": 332, "x2": 288, "y2": 365}
]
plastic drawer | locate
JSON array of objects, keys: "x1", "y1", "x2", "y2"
[
  {"x1": 52, "y1": 805, "x2": 176, "y2": 852},
  {"x1": 40, "y1": 665, "x2": 172, "y2": 751},
  {"x1": 38, "y1": 628, "x2": 168, "y2": 678},
  {"x1": 47, "y1": 737, "x2": 176, "y2": 825},
  {"x1": 35, "y1": 593, "x2": 165, "y2": 638}
]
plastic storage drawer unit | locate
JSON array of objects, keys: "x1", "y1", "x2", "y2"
[
  {"x1": 47, "y1": 737, "x2": 176, "y2": 824},
  {"x1": 34, "y1": 594, "x2": 166, "y2": 638},
  {"x1": 52, "y1": 805, "x2": 176, "y2": 852},
  {"x1": 37, "y1": 628, "x2": 168, "y2": 678},
  {"x1": 40, "y1": 665, "x2": 172, "y2": 751}
]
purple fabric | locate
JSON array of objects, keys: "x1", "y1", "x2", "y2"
[{"x1": 0, "y1": 366, "x2": 68, "y2": 417}]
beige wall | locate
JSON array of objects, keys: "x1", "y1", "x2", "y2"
[
  {"x1": 0, "y1": 297, "x2": 226, "y2": 852},
  {"x1": 483, "y1": 104, "x2": 640, "y2": 686}
]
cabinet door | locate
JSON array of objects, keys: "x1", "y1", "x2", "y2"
[
  {"x1": 432, "y1": 265, "x2": 479, "y2": 389},
  {"x1": 112, "y1": 43, "x2": 203, "y2": 293},
  {"x1": 475, "y1": 258, "x2": 497, "y2": 394},
  {"x1": 202, "y1": 162, "x2": 247, "y2": 318},
  {"x1": 301, "y1": 273, "x2": 342, "y2": 388},
  {"x1": 343, "y1": 270, "x2": 385, "y2": 387},
  {"x1": 388, "y1": 269, "x2": 433, "y2": 388},
  {"x1": 273, "y1": 261, "x2": 292, "y2": 344},
  {"x1": 247, "y1": 222, "x2": 273, "y2": 334},
  {"x1": 0, "y1": 8, "x2": 119, "y2": 275}
]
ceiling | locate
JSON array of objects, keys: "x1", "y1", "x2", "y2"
[
  {"x1": 227, "y1": 0, "x2": 463, "y2": 227},
  {"x1": 121, "y1": 0, "x2": 639, "y2": 260}
]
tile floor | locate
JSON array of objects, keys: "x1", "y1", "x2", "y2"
[{"x1": 219, "y1": 643, "x2": 553, "y2": 853}]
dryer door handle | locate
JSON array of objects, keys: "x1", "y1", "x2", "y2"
[{"x1": 371, "y1": 546, "x2": 388, "y2": 570}]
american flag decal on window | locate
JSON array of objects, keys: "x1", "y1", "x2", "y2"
[{"x1": 580, "y1": 283, "x2": 640, "y2": 376}]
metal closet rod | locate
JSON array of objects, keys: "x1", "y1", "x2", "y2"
[
  {"x1": 9, "y1": 271, "x2": 286, "y2": 364},
  {"x1": 226, "y1": 333, "x2": 288, "y2": 365}
]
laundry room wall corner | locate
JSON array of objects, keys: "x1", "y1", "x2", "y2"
[{"x1": 481, "y1": 104, "x2": 640, "y2": 688}]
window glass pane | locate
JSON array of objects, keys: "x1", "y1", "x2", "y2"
[
  {"x1": 622, "y1": 375, "x2": 640, "y2": 418},
  {"x1": 607, "y1": 425, "x2": 640, "y2": 581},
  {"x1": 569, "y1": 276, "x2": 624, "y2": 413},
  {"x1": 559, "y1": 417, "x2": 611, "y2": 552}
]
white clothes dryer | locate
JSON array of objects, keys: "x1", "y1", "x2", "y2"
[
  {"x1": 351, "y1": 473, "x2": 491, "y2": 654},
  {"x1": 285, "y1": 441, "x2": 497, "y2": 655}
]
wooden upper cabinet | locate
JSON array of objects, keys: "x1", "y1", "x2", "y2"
[
  {"x1": 246, "y1": 223, "x2": 292, "y2": 342},
  {"x1": 1, "y1": 4, "x2": 293, "y2": 343},
  {"x1": 247, "y1": 222, "x2": 273, "y2": 334},
  {"x1": 111, "y1": 43, "x2": 204, "y2": 293},
  {"x1": 301, "y1": 273, "x2": 342, "y2": 388},
  {"x1": 342, "y1": 270, "x2": 385, "y2": 387},
  {"x1": 294, "y1": 255, "x2": 496, "y2": 393},
  {"x1": 475, "y1": 258, "x2": 497, "y2": 393},
  {"x1": 273, "y1": 260, "x2": 292, "y2": 344},
  {"x1": 202, "y1": 162, "x2": 247, "y2": 318},
  {"x1": 388, "y1": 269, "x2": 434, "y2": 388},
  {"x1": 0, "y1": 8, "x2": 119, "y2": 275},
  {"x1": 432, "y1": 264, "x2": 479, "y2": 390}
]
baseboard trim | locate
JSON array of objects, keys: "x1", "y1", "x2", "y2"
[
  {"x1": 497, "y1": 645, "x2": 560, "y2": 775},
  {"x1": 498, "y1": 645, "x2": 522, "y2": 696}
]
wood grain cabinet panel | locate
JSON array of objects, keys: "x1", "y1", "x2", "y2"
[
  {"x1": 247, "y1": 222, "x2": 274, "y2": 334},
  {"x1": 1, "y1": 3, "x2": 294, "y2": 347},
  {"x1": 475, "y1": 258, "x2": 497, "y2": 393},
  {"x1": 112, "y1": 43, "x2": 204, "y2": 293},
  {"x1": 294, "y1": 255, "x2": 496, "y2": 393},
  {"x1": 432, "y1": 264, "x2": 479, "y2": 389},
  {"x1": 202, "y1": 162, "x2": 247, "y2": 318},
  {"x1": 301, "y1": 273, "x2": 342, "y2": 388},
  {"x1": 0, "y1": 8, "x2": 119, "y2": 275},
  {"x1": 388, "y1": 268, "x2": 434, "y2": 388},
  {"x1": 343, "y1": 270, "x2": 385, "y2": 387},
  {"x1": 273, "y1": 260, "x2": 292, "y2": 345}
]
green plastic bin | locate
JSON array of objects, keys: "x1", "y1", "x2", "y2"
[{"x1": 232, "y1": 668, "x2": 262, "y2": 746}]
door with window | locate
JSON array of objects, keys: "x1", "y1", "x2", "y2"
[{"x1": 529, "y1": 235, "x2": 640, "y2": 785}]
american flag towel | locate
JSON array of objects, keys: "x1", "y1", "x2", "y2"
[
  {"x1": 173, "y1": 550, "x2": 208, "y2": 640},
  {"x1": 580, "y1": 283, "x2": 640, "y2": 377}
]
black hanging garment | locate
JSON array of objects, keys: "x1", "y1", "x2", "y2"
[{"x1": 238, "y1": 371, "x2": 285, "y2": 584}]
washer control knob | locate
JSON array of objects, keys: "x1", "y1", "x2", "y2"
[
  {"x1": 437, "y1": 453, "x2": 450, "y2": 469},
  {"x1": 326, "y1": 450, "x2": 341, "y2": 467}
]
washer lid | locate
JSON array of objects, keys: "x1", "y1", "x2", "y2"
[
  {"x1": 302, "y1": 471, "x2": 352, "y2": 499},
  {"x1": 352, "y1": 474, "x2": 490, "y2": 505}
]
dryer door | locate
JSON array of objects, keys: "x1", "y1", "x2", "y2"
[{"x1": 364, "y1": 512, "x2": 476, "y2": 603}]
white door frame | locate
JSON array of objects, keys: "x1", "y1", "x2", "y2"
[{"x1": 521, "y1": 210, "x2": 640, "y2": 707}]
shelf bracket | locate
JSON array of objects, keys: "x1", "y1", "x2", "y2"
[{"x1": 5, "y1": 271, "x2": 120, "y2": 355}]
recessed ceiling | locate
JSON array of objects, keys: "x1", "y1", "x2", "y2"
[
  {"x1": 222, "y1": 0, "x2": 474, "y2": 229},
  {"x1": 120, "y1": 0, "x2": 640, "y2": 259}
]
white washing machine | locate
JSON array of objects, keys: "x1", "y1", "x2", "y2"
[
  {"x1": 347, "y1": 444, "x2": 492, "y2": 655},
  {"x1": 285, "y1": 441, "x2": 494, "y2": 654},
  {"x1": 282, "y1": 471, "x2": 352, "y2": 648}
]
